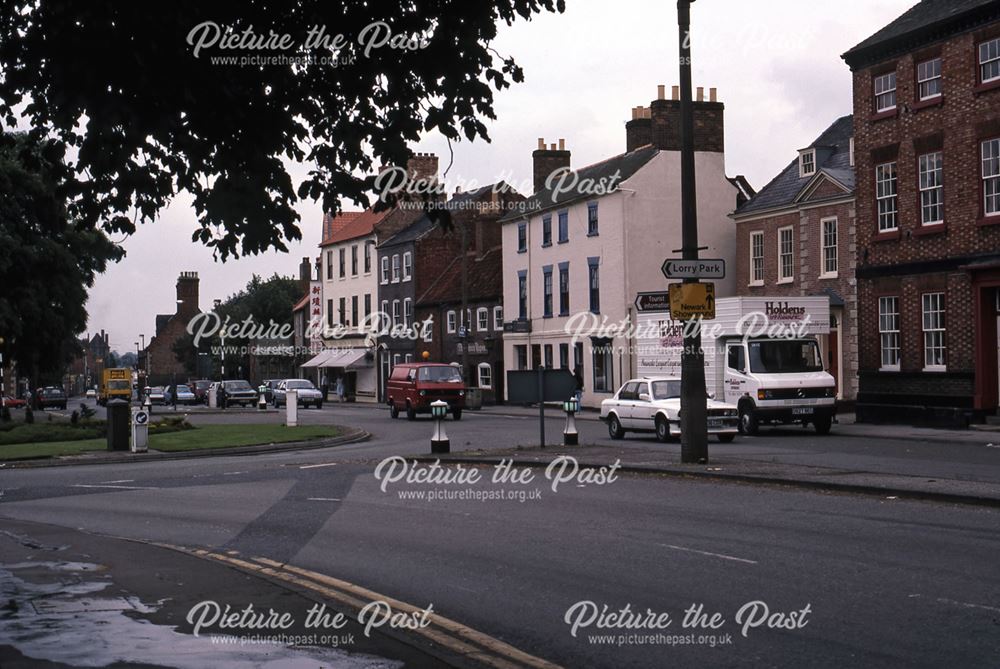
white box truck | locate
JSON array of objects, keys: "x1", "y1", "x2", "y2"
[{"x1": 636, "y1": 296, "x2": 837, "y2": 434}]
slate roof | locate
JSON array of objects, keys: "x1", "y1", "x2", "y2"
[
  {"x1": 499, "y1": 144, "x2": 659, "y2": 222},
  {"x1": 416, "y1": 246, "x2": 503, "y2": 306},
  {"x1": 733, "y1": 115, "x2": 854, "y2": 217},
  {"x1": 843, "y1": 0, "x2": 1000, "y2": 68},
  {"x1": 377, "y1": 213, "x2": 436, "y2": 248}
]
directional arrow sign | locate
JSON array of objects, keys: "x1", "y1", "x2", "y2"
[
  {"x1": 668, "y1": 282, "x2": 716, "y2": 320},
  {"x1": 661, "y1": 258, "x2": 726, "y2": 280},
  {"x1": 133, "y1": 411, "x2": 148, "y2": 425},
  {"x1": 634, "y1": 292, "x2": 672, "y2": 312}
]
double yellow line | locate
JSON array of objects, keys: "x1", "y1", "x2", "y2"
[{"x1": 153, "y1": 542, "x2": 562, "y2": 669}]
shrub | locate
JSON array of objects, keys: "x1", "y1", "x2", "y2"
[
  {"x1": 70, "y1": 410, "x2": 79, "y2": 425},
  {"x1": 0, "y1": 406, "x2": 10, "y2": 423},
  {"x1": 24, "y1": 407, "x2": 33, "y2": 424}
]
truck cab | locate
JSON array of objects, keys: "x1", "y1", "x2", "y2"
[{"x1": 723, "y1": 337, "x2": 836, "y2": 434}]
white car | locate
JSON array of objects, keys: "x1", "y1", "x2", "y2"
[
  {"x1": 600, "y1": 377, "x2": 739, "y2": 443},
  {"x1": 273, "y1": 379, "x2": 324, "y2": 408},
  {"x1": 85, "y1": 388, "x2": 97, "y2": 399}
]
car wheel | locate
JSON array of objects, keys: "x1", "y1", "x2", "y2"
[
  {"x1": 655, "y1": 416, "x2": 671, "y2": 443},
  {"x1": 738, "y1": 405, "x2": 759, "y2": 436},
  {"x1": 389, "y1": 402, "x2": 399, "y2": 419},
  {"x1": 452, "y1": 408, "x2": 462, "y2": 420},
  {"x1": 607, "y1": 414, "x2": 625, "y2": 440},
  {"x1": 813, "y1": 414, "x2": 832, "y2": 435},
  {"x1": 717, "y1": 434, "x2": 736, "y2": 443},
  {"x1": 316, "y1": 402, "x2": 323, "y2": 410},
  {"x1": 406, "y1": 402, "x2": 416, "y2": 421}
]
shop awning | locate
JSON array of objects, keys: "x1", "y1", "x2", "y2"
[
  {"x1": 322, "y1": 347, "x2": 371, "y2": 369},
  {"x1": 301, "y1": 350, "x2": 336, "y2": 368}
]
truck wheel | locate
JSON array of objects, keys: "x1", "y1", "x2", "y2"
[
  {"x1": 389, "y1": 402, "x2": 399, "y2": 419},
  {"x1": 738, "y1": 405, "x2": 759, "y2": 435},
  {"x1": 814, "y1": 414, "x2": 832, "y2": 435},
  {"x1": 607, "y1": 414, "x2": 625, "y2": 440},
  {"x1": 655, "y1": 416, "x2": 671, "y2": 443},
  {"x1": 452, "y1": 408, "x2": 462, "y2": 420},
  {"x1": 406, "y1": 401, "x2": 416, "y2": 421},
  {"x1": 717, "y1": 434, "x2": 736, "y2": 443}
]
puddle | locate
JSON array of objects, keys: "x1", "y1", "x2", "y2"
[{"x1": 0, "y1": 561, "x2": 402, "y2": 668}]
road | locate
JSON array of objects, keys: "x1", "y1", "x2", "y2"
[{"x1": 1, "y1": 401, "x2": 998, "y2": 667}]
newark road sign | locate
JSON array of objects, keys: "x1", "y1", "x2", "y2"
[{"x1": 668, "y1": 282, "x2": 716, "y2": 320}]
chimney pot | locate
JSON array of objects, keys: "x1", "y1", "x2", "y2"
[
  {"x1": 671, "y1": 85, "x2": 679, "y2": 100},
  {"x1": 709, "y1": 87, "x2": 717, "y2": 102},
  {"x1": 550, "y1": 143, "x2": 556, "y2": 150},
  {"x1": 537, "y1": 138, "x2": 545, "y2": 150},
  {"x1": 558, "y1": 138, "x2": 565, "y2": 151},
  {"x1": 657, "y1": 84, "x2": 666, "y2": 100},
  {"x1": 697, "y1": 86, "x2": 704, "y2": 102}
]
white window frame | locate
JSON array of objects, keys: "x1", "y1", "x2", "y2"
[
  {"x1": 979, "y1": 37, "x2": 1000, "y2": 84},
  {"x1": 402, "y1": 252, "x2": 413, "y2": 281},
  {"x1": 922, "y1": 292, "x2": 946, "y2": 371},
  {"x1": 820, "y1": 218, "x2": 838, "y2": 279},
  {"x1": 380, "y1": 300, "x2": 389, "y2": 332},
  {"x1": 476, "y1": 307, "x2": 488, "y2": 331},
  {"x1": 917, "y1": 57, "x2": 942, "y2": 100},
  {"x1": 403, "y1": 298, "x2": 412, "y2": 327},
  {"x1": 493, "y1": 305, "x2": 503, "y2": 330},
  {"x1": 391, "y1": 299, "x2": 401, "y2": 327},
  {"x1": 876, "y1": 161, "x2": 898, "y2": 232},
  {"x1": 878, "y1": 296, "x2": 900, "y2": 371},
  {"x1": 391, "y1": 254, "x2": 401, "y2": 283},
  {"x1": 983, "y1": 138, "x2": 1000, "y2": 217},
  {"x1": 380, "y1": 256, "x2": 389, "y2": 285},
  {"x1": 799, "y1": 150, "x2": 816, "y2": 178},
  {"x1": 446, "y1": 310, "x2": 457, "y2": 334},
  {"x1": 477, "y1": 362, "x2": 492, "y2": 389},
  {"x1": 918, "y1": 151, "x2": 944, "y2": 226},
  {"x1": 405, "y1": 354, "x2": 413, "y2": 363},
  {"x1": 393, "y1": 353, "x2": 401, "y2": 367},
  {"x1": 849, "y1": 137, "x2": 855, "y2": 167},
  {"x1": 749, "y1": 231, "x2": 764, "y2": 286},
  {"x1": 777, "y1": 226, "x2": 794, "y2": 284},
  {"x1": 874, "y1": 71, "x2": 896, "y2": 112}
]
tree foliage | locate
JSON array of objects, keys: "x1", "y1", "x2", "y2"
[
  {"x1": 0, "y1": 132, "x2": 122, "y2": 384},
  {"x1": 0, "y1": 1, "x2": 564, "y2": 259}
]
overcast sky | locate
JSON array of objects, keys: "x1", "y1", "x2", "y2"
[{"x1": 84, "y1": 0, "x2": 916, "y2": 355}]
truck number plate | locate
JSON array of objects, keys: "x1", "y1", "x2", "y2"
[{"x1": 792, "y1": 408, "x2": 814, "y2": 415}]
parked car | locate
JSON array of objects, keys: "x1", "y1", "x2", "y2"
[
  {"x1": 1, "y1": 395, "x2": 26, "y2": 409},
  {"x1": 220, "y1": 380, "x2": 258, "y2": 407},
  {"x1": 145, "y1": 386, "x2": 166, "y2": 405},
  {"x1": 600, "y1": 377, "x2": 739, "y2": 443},
  {"x1": 85, "y1": 388, "x2": 97, "y2": 399},
  {"x1": 189, "y1": 379, "x2": 212, "y2": 404},
  {"x1": 386, "y1": 363, "x2": 465, "y2": 420},
  {"x1": 273, "y1": 379, "x2": 324, "y2": 409},
  {"x1": 174, "y1": 386, "x2": 196, "y2": 405},
  {"x1": 37, "y1": 387, "x2": 68, "y2": 410}
]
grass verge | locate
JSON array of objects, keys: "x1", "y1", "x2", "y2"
[{"x1": 0, "y1": 424, "x2": 342, "y2": 461}]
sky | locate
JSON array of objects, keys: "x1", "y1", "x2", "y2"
[{"x1": 83, "y1": 0, "x2": 918, "y2": 356}]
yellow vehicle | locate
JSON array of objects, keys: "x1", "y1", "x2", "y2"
[{"x1": 99, "y1": 368, "x2": 132, "y2": 405}]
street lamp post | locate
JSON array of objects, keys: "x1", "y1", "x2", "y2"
[{"x1": 677, "y1": 0, "x2": 708, "y2": 463}]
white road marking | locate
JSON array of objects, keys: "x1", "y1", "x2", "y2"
[
  {"x1": 910, "y1": 594, "x2": 1000, "y2": 613},
  {"x1": 299, "y1": 462, "x2": 338, "y2": 469},
  {"x1": 72, "y1": 484, "x2": 159, "y2": 491},
  {"x1": 222, "y1": 471, "x2": 247, "y2": 476},
  {"x1": 657, "y1": 543, "x2": 758, "y2": 565},
  {"x1": 307, "y1": 497, "x2": 341, "y2": 502},
  {"x1": 100, "y1": 479, "x2": 135, "y2": 484}
]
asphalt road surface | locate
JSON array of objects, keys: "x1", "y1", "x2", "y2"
[{"x1": 1, "y1": 401, "x2": 998, "y2": 667}]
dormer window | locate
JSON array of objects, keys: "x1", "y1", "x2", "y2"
[{"x1": 799, "y1": 149, "x2": 816, "y2": 178}]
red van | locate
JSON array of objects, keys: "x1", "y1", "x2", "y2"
[{"x1": 387, "y1": 363, "x2": 466, "y2": 420}]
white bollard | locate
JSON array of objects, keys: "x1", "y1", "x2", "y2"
[
  {"x1": 563, "y1": 396, "x2": 580, "y2": 446},
  {"x1": 430, "y1": 400, "x2": 449, "y2": 453},
  {"x1": 286, "y1": 389, "x2": 298, "y2": 427}
]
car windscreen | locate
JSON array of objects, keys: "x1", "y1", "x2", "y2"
[
  {"x1": 284, "y1": 380, "x2": 315, "y2": 389},
  {"x1": 225, "y1": 381, "x2": 253, "y2": 391},
  {"x1": 748, "y1": 340, "x2": 824, "y2": 373},
  {"x1": 43, "y1": 389, "x2": 63, "y2": 396},
  {"x1": 195, "y1": 381, "x2": 211, "y2": 389},
  {"x1": 650, "y1": 380, "x2": 681, "y2": 400},
  {"x1": 417, "y1": 366, "x2": 463, "y2": 382}
]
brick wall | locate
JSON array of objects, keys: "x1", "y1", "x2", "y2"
[{"x1": 852, "y1": 23, "x2": 1000, "y2": 416}]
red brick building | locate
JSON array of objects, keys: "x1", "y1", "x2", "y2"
[
  {"x1": 843, "y1": 0, "x2": 1000, "y2": 425},
  {"x1": 731, "y1": 116, "x2": 857, "y2": 400},
  {"x1": 143, "y1": 271, "x2": 200, "y2": 386}
]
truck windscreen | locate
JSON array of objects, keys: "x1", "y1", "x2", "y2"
[{"x1": 748, "y1": 340, "x2": 824, "y2": 373}]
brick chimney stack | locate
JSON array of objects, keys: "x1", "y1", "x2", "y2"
[
  {"x1": 643, "y1": 84, "x2": 724, "y2": 153},
  {"x1": 532, "y1": 137, "x2": 571, "y2": 193},
  {"x1": 176, "y1": 271, "x2": 200, "y2": 316},
  {"x1": 298, "y1": 256, "x2": 311, "y2": 293},
  {"x1": 626, "y1": 106, "x2": 652, "y2": 151}
]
